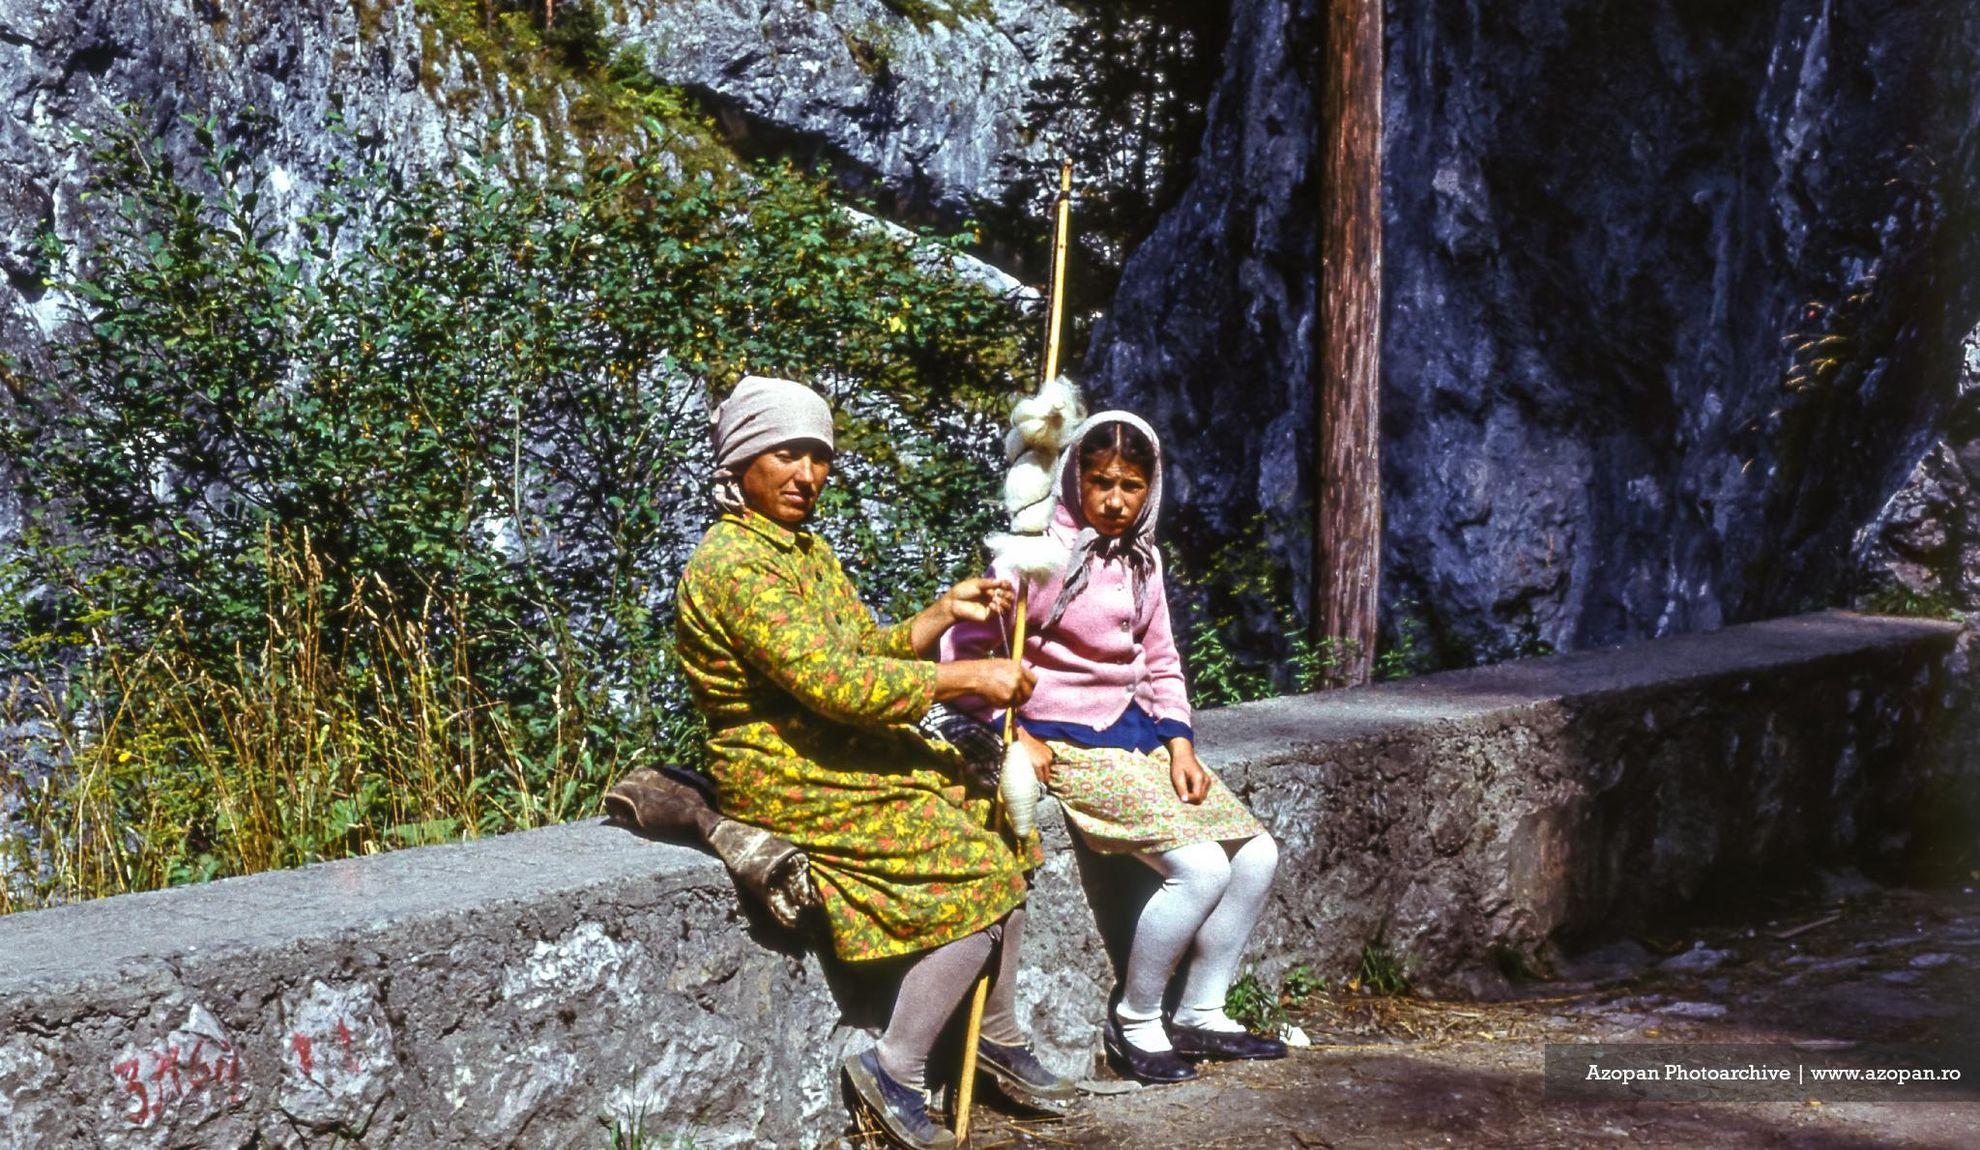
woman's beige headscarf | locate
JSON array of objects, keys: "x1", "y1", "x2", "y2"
[{"x1": 709, "y1": 375, "x2": 836, "y2": 515}]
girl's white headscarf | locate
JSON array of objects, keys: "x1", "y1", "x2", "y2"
[
  {"x1": 709, "y1": 375, "x2": 836, "y2": 515},
  {"x1": 1042, "y1": 410, "x2": 1165, "y2": 631}
]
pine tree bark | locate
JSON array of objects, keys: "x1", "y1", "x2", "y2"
[{"x1": 1316, "y1": 0, "x2": 1383, "y2": 686}]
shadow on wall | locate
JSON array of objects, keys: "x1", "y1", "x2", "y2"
[{"x1": 1535, "y1": 642, "x2": 1980, "y2": 964}]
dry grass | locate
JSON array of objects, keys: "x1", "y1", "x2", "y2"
[{"x1": 0, "y1": 531, "x2": 605, "y2": 913}]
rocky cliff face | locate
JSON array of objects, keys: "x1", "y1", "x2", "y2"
[
  {"x1": 1083, "y1": 0, "x2": 1322, "y2": 628},
  {"x1": 0, "y1": 0, "x2": 589, "y2": 349},
  {"x1": 611, "y1": 0, "x2": 1077, "y2": 220},
  {"x1": 1092, "y1": 0, "x2": 1980, "y2": 661},
  {"x1": 8, "y1": 0, "x2": 1978, "y2": 664}
]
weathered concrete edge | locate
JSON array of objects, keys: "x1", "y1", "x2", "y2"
[
  {"x1": 1196, "y1": 610, "x2": 1961, "y2": 768},
  {"x1": 0, "y1": 610, "x2": 1956, "y2": 995}
]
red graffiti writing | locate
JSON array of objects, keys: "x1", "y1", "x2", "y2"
[
  {"x1": 110, "y1": 1033, "x2": 243, "y2": 1127},
  {"x1": 288, "y1": 1011, "x2": 371, "y2": 1084}
]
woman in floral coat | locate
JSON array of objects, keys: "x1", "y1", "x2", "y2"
[{"x1": 673, "y1": 376, "x2": 1075, "y2": 1150}]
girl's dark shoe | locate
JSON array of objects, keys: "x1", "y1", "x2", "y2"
[
  {"x1": 976, "y1": 1037, "x2": 1079, "y2": 1115},
  {"x1": 843, "y1": 1048, "x2": 957, "y2": 1150},
  {"x1": 1168, "y1": 1022, "x2": 1288, "y2": 1062},
  {"x1": 1102, "y1": 1016, "x2": 1198, "y2": 1084}
]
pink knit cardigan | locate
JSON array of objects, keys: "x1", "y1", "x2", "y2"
[{"x1": 941, "y1": 503, "x2": 1191, "y2": 732}]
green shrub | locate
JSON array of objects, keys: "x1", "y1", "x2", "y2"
[{"x1": 0, "y1": 112, "x2": 1025, "y2": 908}]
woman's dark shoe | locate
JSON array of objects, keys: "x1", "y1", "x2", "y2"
[
  {"x1": 1102, "y1": 1016, "x2": 1198, "y2": 1084},
  {"x1": 843, "y1": 1048, "x2": 957, "y2": 1150},
  {"x1": 1168, "y1": 1022, "x2": 1289, "y2": 1062},
  {"x1": 976, "y1": 1037, "x2": 1079, "y2": 1115}
]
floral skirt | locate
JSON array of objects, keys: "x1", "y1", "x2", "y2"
[{"x1": 1041, "y1": 740, "x2": 1264, "y2": 855}]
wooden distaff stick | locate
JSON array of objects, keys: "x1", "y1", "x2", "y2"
[
  {"x1": 954, "y1": 587, "x2": 1028, "y2": 1143},
  {"x1": 1042, "y1": 159, "x2": 1073, "y2": 385},
  {"x1": 957, "y1": 160, "x2": 1072, "y2": 1144}
]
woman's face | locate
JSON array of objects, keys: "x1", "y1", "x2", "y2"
[
  {"x1": 1078, "y1": 451, "x2": 1150, "y2": 538},
  {"x1": 741, "y1": 440, "x2": 832, "y2": 526}
]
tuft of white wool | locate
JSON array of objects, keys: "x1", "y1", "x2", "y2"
[
  {"x1": 1007, "y1": 500, "x2": 1054, "y2": 535},
  {"x1": 1010, "y1": 376, "x2": 1086, "y2": 456},
  {"x1": 985, "y1": 532, "x2": 1069, "y2": 579},
  {"x1": 999, "y1": 742, "x2": 1040, "y2": 837},
  {"x1": 1001, "y1": 456, "x2": 1054, "y2": 516},
  {"x1": 1004, "y1": 425, "x2": 1030, "y2": 465}
]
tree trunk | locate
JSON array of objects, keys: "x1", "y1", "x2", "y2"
[{"x1": 1315, "y1": 0, "x2": 1383, "y2": 686}]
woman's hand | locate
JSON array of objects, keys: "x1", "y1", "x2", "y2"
[
  {"x1": 935, "y1": 658, "x2": 1036, "y2": 707},
  {"x1": 943, "y1": 577, "x2": 1015, "y2": 625},
  {"x1": 911, "y1": 577, "x2": 1015, "y2": 656},
  {"x1": 1016, "y1": 726, "x2": 1055, "y2": 788},
  {"x1": 1169, "y1": 740, "x2": 1209, "y2": 804}
]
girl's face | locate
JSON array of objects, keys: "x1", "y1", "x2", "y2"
[
  {"x1": 741, "y1": 440, "x2": 832, "y2": 526},
  {"x1": 1078, "y1": 451, "x2": 1150, "y2": 538}
]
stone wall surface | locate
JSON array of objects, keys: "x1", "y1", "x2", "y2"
[{"x1": 0, "y1": 610, "x2": 1972, "y2": 1148}]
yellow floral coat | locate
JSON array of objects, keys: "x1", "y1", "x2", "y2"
[{"x1": 674, "y1": 510, "x2": 1033, "y2": 960}]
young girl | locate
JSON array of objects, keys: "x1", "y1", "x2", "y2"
[{"x1": 944, "y1": 411, "x2": 1283, "y2": 1083}]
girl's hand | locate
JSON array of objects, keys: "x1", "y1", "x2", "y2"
[
  {"x1": 1016, "y1": 727, "x2": 1055, "y2": 788},
  {"x1": 1170, "y1": 744, "x2": 1209, "y2": 804},
  {"x1": 942, "y1": 577, "x2": 1015, "y2": 625}
]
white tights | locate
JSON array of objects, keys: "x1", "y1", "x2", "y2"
[{"x1": 1115, "y1": 833, "x2": 1280, "y2": 1051}]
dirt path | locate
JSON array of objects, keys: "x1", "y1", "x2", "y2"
[{"x1": 968, "y1": 881, "x2": 1980, "y2": 1149}]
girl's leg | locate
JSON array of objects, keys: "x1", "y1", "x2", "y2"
[
  {"x1": 1117, "y1": 840, "x2": 1232, "y2": 1051},
  {"x1": 876, "y1": 925, "x2": 997, "y2": 1091},
  {"x1": 1173, "y1": 832, "x2": 1281, "y2": 1032}
]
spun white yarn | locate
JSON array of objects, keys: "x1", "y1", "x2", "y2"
[
  {"x1": 988, "y1": 377, "x2": 1083, "y2": 841},
  {"x1": 998, "y1": 742, "x2": 1040, "y2": 837},
  {"x1": 989, "y1": 376, "x2": 1085, "y2": 573}
]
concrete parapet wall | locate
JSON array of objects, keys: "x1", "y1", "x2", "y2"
[{"x1": 0, "y1": 611, "x2": 1971, "y2": 1148}]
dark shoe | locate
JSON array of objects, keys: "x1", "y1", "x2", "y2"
[
  {"x1": 843, "y1": 1048, "x2": 957, "y2": 1150},
  {"x1": 1168, "y1": 1021, "x2": 1289, "y2": 1062},
  {"x1": 1103, "y1": 1016, "x2": 1198, "y2": 1084},
  {"x1": 976, "y1": 1037, "x2": 1079, "y2": 1115}
]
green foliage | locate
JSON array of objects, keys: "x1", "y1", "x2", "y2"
[
  {"x1": 1288, "y1": 627, "x2": 1360, "y2": 694},
  {"x1": 599, "y1": 1107, "x2": 697, "y2": 1150},
  {"x1": 1281, "y1": 962, "x2": 1326, "y2": 1001},
  {"x1": 1858, "y1": 583, "x2": 1965, "y2": 622},
  {"x1": 1225, "y1": 961, "x2": 1326, "y2": 1034},
  {"x1": 1182, "y1": 613, "x2": 1273, "y2": 707},
  {"x1": 406, "y1": 0, "x2": 729, "y2": 169},
  {"x1": 0, "y1": 113, "x2": 1023, "y2": 909},
  {"x1": 542, "y1": 0, "x2": 612, "y2": 72},
  {"x1": 1168, "y1": 519, "x2": 1332, "y2": 704},
  {"x1": 1354, "y1": 942, "x2": 1412, "y2": 997},
  {"x1": 1374, "y1": 599, "x2": 1432, "y2": 681},
  {"x1": 880, "y1": 0, "x2": 991, "y2": 32}
]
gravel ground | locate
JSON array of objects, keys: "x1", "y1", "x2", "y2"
[{"x1": 957, "y1": 879, "x2": 1980, "y2": 1150}]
